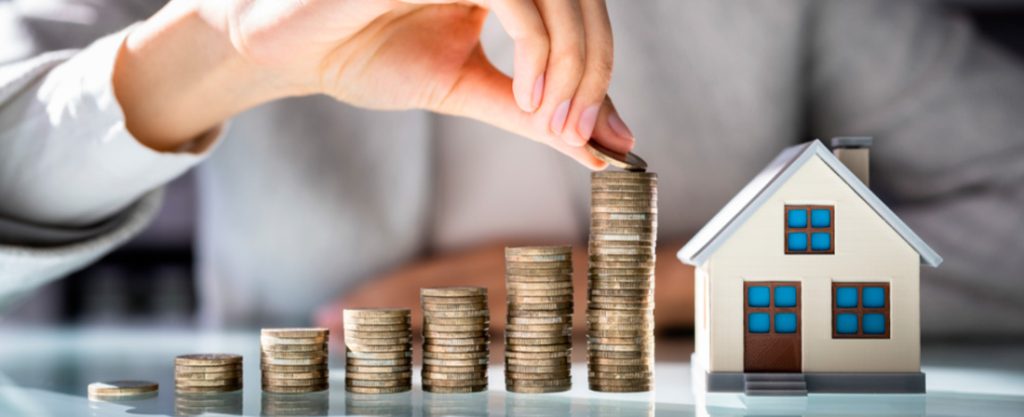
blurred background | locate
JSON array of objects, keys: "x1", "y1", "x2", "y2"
[{"x1": 1, "y1": 0, "x2": 1023, "y2": 336}]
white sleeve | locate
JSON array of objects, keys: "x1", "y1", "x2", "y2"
[{"x1": 0, "y1": 25, "x2": 222, "y2": 228}]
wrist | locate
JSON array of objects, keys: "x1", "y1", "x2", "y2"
[{"x1": 113, "y1": 0, "x2": 291, "y2": 151}]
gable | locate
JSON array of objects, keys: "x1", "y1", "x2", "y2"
[
  {"x1": 711, "y1": 155, "x2": 919, "y2": 265},
  {"x1": 677, "y1": 140, "x2": 942, "y2": 268}
]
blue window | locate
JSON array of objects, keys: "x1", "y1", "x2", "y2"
[
  {"x1": 787, "y1": 233, "x2": 808, "y2": 251},
  {"x1": 810, "y1": 209, "x2": 831, "y2": 228},
  {"x1": 748, "y1": 286, "x2": 770, "y2": 307},
  {"x1": 811, "y1": 232, "x2": 832, "y2": 251},
  {"x1": 787, "y1": 209, "x2": 808, "y2": 228},
  {"x1": 863, "y1": 287, "x2": 886, "y2": 308},
  {"x1": 774, "y1": 286, "x2": 797, "y2": 308},
  {"x1": 833, "y1": 283, "x2": 890, "y2": 338},
  {"x1": 748, "y1": 313, "x2": 770, "y2": 333},
  {"x1": 836, "y1": 313, "x2": 859, "y2": 334},
  {"x1": 863, "y1": 314, "x2": 886, "y2": 334},
  {"x1": 775, "y1": 313, "x2": 797, "y2": 333},
  {"x1": 836, "y1": 287, "x2": 858, "y2": 308},
  {"x1": 785, "y1": 205, "x2": 834, "y2": 254},
  {"x1": 747, "y1": 283, "x2": 800, "y2": 336}
]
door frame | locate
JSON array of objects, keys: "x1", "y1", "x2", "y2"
[{"x1": 743, "y1": 281, "x2": 802, "y2": 372}]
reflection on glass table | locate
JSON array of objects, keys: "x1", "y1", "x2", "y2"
[{"x1": 0, "y1": 327, "x2": 1021, "y2": 416}]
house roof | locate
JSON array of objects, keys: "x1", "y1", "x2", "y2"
[{"x1": 676, "y1": 140, "x2": 943, "y2": 268}]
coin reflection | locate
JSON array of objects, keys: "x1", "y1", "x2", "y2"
[
  {"x1": 175, "y1": 391, "x2": 242, "y2": 416},
  {"x1": 423, "y1": 391, "x2": 489, "y2": 417},
  {"x1": 344, "y1": 391, "x2": 413, "y2": 416},
  {"x1": 260, "y1": 390, "x2": 329, "y2": 416}
]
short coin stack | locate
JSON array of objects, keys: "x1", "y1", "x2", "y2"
[
  {"x1": 260, "y1": 328, "x2": 329, "y2": 393},
  {"x1": 420, "y1": 286, "x2": 490, "y2": 393},
  {"x1": 87, "y1": 380, "x2": 159, "y2": 401},
  {"x1": 587, "y1": 171, "x2": 658, "y2": 392},
  {"x1": 343, "y1": 308, "x2": 413, "y2": 394},
  {"x1": 174, "y1": 354, "x2": 243, "y2": 394},
  {"x1": 504, "y1": 245, "x2": 574, "y2": 393}
]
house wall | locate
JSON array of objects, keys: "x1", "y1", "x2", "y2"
[
  {"x1": 694, "y1": 263, "x2": 711, "y2": 370},
  {"x1": 706, "y1": 156, "x2": 920, "y2": 373}
]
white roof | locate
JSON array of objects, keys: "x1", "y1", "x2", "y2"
[{"x1": 676, "y1": 140, "x2": 942, "y2": 267}]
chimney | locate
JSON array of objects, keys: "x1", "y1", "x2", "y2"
[{"x1": 831, "y1": 137, "x2": 872, "y2": 187}]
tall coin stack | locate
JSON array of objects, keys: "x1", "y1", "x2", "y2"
[
  {"x1": 343, "y1": 308, "x2": 413, "y2": 394},
  {"x1": 420, "y1": 286, "x2": 490, "y2": 393},
  {"x1": 587, "y1": 171, "x2": 657, "y2": 392},
  {"x1": 504, "y1": 245, "x2": 574, "y2": 393},
  {"x1": 260, "y1": 328, "x2": 330, "y2": 393},
  {"x1": 174, "y1": 354, "x2": 243, "y2": 394}
]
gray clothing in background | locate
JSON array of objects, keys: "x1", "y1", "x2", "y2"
[{"x1": 0, "y1": 0, "x2": 1022, "y2": 334}]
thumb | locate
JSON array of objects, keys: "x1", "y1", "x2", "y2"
[{"x1": 434, "y1": 45, "x2": 608, "y2": 170}]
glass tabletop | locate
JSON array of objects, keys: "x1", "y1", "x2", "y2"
[{"x1": 0, "y1": 327, "x2": 1021, "y2": 416}]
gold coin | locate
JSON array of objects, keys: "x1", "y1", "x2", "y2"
[
  {"x1": 503, "y1": 350, "x2": 570, "y2": 360},
  {"x1": 260, "y1": 356, "x2": 328, "y2": 366},
  {"x1": 345, "y1": 385, "x2": 411, "y2": 394},
  {"x1": 505, "y1": 343, "x2": 572, "y2": 353},
  {"x1": 344, "y1": 385, "x2": 407, "y2": 395},
  {"x1": 175, "y1": 385, "x2": 241, "y2": 394},
  {"x1": 506, "y1": 384, "x2": 571, "y2": 393},
  {"x1": 420, "y1": 371, "x2": 488, "y2": 380},
  {"x1": 423, "y1": 343, "x2": 489, "y2": 353},
  {"x1": 341, "y1": 323, "x2": 411, "y2": 332},
  {"x1": 261, "y1": 328, "x2": 329, "y2": 338},
  {"x1": 345, "y1": 371, "x2": 412, "y2": 380},
  {"x1": 344, "y1": 365, "x2": 411, "y2": 374},
  {"x1": 87, "y1": 380, "x2": 159, "y2": 398},
  {"x1": 505, "y1": 268, "x2": 574, "y2": 277},
  {"x1": 422, "y1": 364, "x2": 488, "y2": 374},
  {"x1": 346, "y1": 358, "x2": 413, "y2": 367},
  {"x1": 504, "y1": 246, "x2": 572, "y2": 256},
  {"x1": 345, "y1": 349, "x2": 412, "y2": 359},
  {"x1": 422, "y1": 384, "x2": 487, "y2": 393},
  {"x1": 423, "y1": 351, "x2": 489, "y2": 360},
  {"x1": 421, "y1": 286, "x2": 487, "y2": 298},
  {"x1": 262, "y1": 384, "x2": 328, "y2": 394},
  {"x1": 421, "y1": 378, "x2": 488, "y2": 387},
  {"x1": 175, "y1": 354, "x2": 242, "y2": 367},
  {"x1": 422, "y1": 357, "x2": 489, "y2": 367},
  {"x1": 263, "y1": 370, "x2": 329, "y2": 379},
  {"x1": 260, "y1": 335, "x2": 327, "y2": 346},
  {"x1": 175, "y1": 370, "x2": 242, "y2": 380},
  {"x1": 175, "y1": 364, "x2": 242, "y2": 373}
]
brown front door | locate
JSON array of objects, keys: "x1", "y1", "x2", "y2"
[{"x1": 744, "y1": 281, "x2": 801, "y2": 372}]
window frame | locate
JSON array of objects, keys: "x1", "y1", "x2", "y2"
[
  {"x1": 784, "y1": 205, "x2": 835, "y2": 254},
  {"x1": 831, "y1": 282, "x2": 891, "y2": 339},
  {"x1": 743, "y1": 282, "x2": 801, "y2": 336}
]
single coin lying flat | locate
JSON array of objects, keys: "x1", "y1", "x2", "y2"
[{"x1": 585, "y1": 140, "x2": 648, "y2": 172}]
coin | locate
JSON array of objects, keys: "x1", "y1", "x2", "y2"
[
  {"x1": 345, "y1": 371, "x2": 412, "y2": 381},
  {"x1": 505, "y1": 246, "x2": 572, "y2": 256},
  {"x1": 88, "y1": 380, "x2": 159, "y2": 399},
  {"x1": 585, "y1": 141, "x2": 647, "y2": 172},
  {"x1": 175, "y1": 370, "x2": 243, "y2": 380},
  {"x1": 260, "y1": 363, "x2": 328, "y2": 372},
  {"x1": 175, "y1": 364, "x2": 242, "y2": 373},
  {"x1": 420, "y1": 371, "x2": 488, "y2": 380},
  {"x1": 422, "y1": 385, "x2": 487, "y2": 393},
  {"x1": 421, "y1": 286, "x2": 487, "y2": 298},
  {"x1": 260, "y1": 335, "x2": 327, "y2": 345},
  {"x1": 346, "y1": 385, "x2": 411, "y2": 394},
  {"x1": 175, "y1": 354, "x2": 242, "y2": 367},
  {"x1": 263, "y1": 370, "x2": 329, "y2": 379},
  {"x1": 345, "y1": 358, "x2": 413, "y2": 367},
  {"x1": 261, "y1": 328, "x2": 329, "y2": 338}
]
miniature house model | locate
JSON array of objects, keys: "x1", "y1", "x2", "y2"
[{"x1": 678, "y1": 138, "x2": 942, "y2": 396}]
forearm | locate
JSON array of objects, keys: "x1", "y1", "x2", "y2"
[{"x1": 112, "y1": 0, "x2": 291, "y2": 151}]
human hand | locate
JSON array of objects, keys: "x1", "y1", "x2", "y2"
[{"x1": 118, "y1": 0, "x2": 634, "y2": 168}]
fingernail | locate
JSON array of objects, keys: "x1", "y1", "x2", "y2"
[
  {"x1": 550, "y1": 100, "x2": 571, "y2": 135},
  {"x1": 577, "y1": 105, "x2": 600, "y2": 144},
  {"x1": 530, "y1": 75, "x2": 544, "y2": 112},
  {"x1": 607, "y1": 110, "x2": 634, "y2": 140}
]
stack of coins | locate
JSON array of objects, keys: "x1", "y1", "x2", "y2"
[
  {"x1": 260, "y1": 328, "x2": 330, "y2": 393},
  {"x1": 174, "y1": 354, "x2": 243, "y2": 394},
  {"x1": 343, "y1": 308, "x2": 413, "y2": 394},
  {"x1": 587, "y1": 171, "x2": 657, "y2": 392},
  {"x1": 420, "y1": 286, "x2": 490, "y2": 393},
  {"x1": 87, "y1": 380, "x2": 159, "y2": 401},
  {"x1": 503, "y1": 245, "x2": 574, "y2": 393}
]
